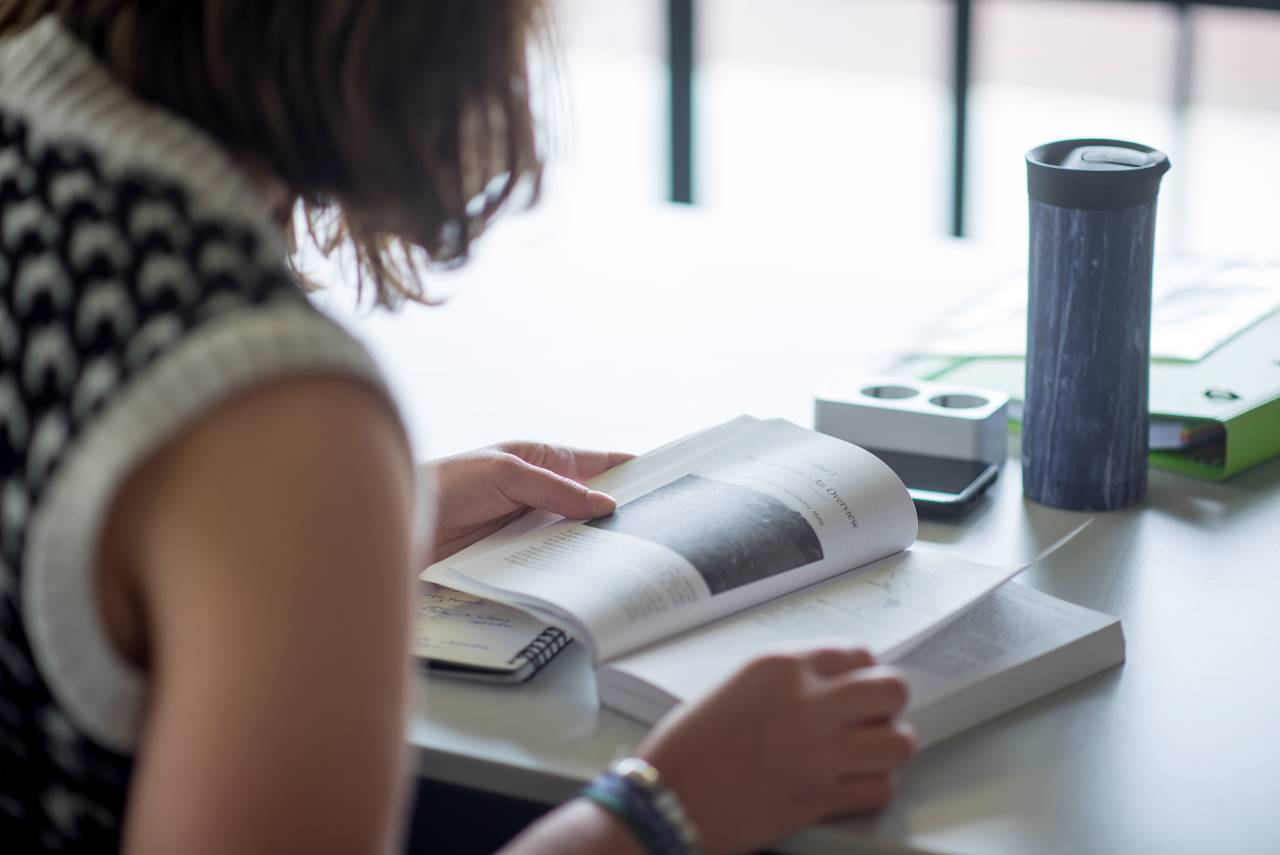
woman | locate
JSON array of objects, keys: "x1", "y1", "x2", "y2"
[{"x1": 0, "y1": 2, "x2": 916, "y2": 853}]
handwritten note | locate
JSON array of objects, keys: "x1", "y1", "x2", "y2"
[{"x1": 413, "y1": 582, "x2": 553, "y2": 671}]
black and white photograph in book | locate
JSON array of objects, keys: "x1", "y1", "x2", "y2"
[{"x1": 586, "y1": 474, "x2": 825, "y2": 595}]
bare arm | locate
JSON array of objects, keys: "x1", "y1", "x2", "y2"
[
  {"x1": 106, "y1": 378, "x2": 416, "y2": 855},
  {"x1": 503, "y1": 650, "x2": 914, "y2": 855},
  {"x1": 499, "y1": 801, "x2": 645, "y2": 855}
]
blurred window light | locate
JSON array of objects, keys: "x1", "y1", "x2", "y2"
[
  {"x1": 967, "y1": 1, "x2": 1181, "y2": 250},
  {"x1": 1182, "y1": 6, "x2": 1280, "y2": 254},
  {"x1": 547, "y1": 0, "x2": 1280, "y2": 257},
  {"x1": 695, "y1": 0, "x2": 951, "y2": 238},
  {"x1": 543, "y1": 0, "x2": 666, "y2": 205}
]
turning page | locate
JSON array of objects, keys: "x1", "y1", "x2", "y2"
[
  {"x1": 440, "y1": 419, "x2": 918, "y2": 660},
  {"x1": 596, "y1": 547, "x2": 1023, "y2": 708},
  {"x1": 598, "y1": 581, "x2": 1123, "y2": 743},
  {"x1": 893, "y1": 580, "x2": 1124, "y2": 746}
]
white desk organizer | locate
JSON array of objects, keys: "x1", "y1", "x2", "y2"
[{"x1": 815, "y1": 378, "x2": 1010, "y2": 466}]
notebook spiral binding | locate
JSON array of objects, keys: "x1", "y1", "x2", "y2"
[{"x1": 511, "y1": 626, "x2": 573, "y2": 670}]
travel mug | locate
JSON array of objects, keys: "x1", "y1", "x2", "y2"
[{"x1": 1022, "y1": 139, "x2": 1171, "y2": 511}]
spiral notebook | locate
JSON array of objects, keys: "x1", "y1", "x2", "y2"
[{"x1": 412, "y1": 582, "x2": 572, "y2": 684}]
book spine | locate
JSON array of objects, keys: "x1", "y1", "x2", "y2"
[{"x1": 510, "y1": 626, "x2": 572, "y2": 671}]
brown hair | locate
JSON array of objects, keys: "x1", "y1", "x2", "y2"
[{"x1": 0, "y1": 0, "x2": 548, "y2": 305}]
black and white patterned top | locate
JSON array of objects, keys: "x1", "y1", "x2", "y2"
[{"x1": 0, "y1": 17, "x2": 398, "y2": 851}]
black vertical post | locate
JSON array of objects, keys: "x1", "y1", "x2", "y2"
[
  {"x1": 1172, "y1": 1, "x2": 1194, "y2": 114},
  {"x1": 951, "y1": 0, "x2": 973, "y2": 237},
  {"x1": 668, "y1": 0, "x2": 695, "y2": 204},
  {"x1": 1169, "y1": 0, "x2": 1194, "y2": 252}
]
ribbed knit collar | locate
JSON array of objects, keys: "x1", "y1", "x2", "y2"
[{"x1": 0, "y1": 15, "x2": 285, "y2": 255}]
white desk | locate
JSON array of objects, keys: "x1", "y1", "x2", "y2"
[{"x1": 320, "y1": 202, "x2": 1280, "y2": 855}]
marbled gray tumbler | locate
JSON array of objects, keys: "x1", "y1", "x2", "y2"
[{"x1": 1023, "y1": 140, "x2": 1171, "y2": 511}]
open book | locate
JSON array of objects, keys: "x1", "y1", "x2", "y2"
[
  {"x1": 601, "y1": 578, "x2": 1124, "y2": 747},
  {"x1": 423, "y1": 417, "x2": 1040, "y2": 691}
]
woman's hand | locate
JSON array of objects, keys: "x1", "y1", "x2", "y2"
[
  {"x1": 427, "y1": 441, "x2": 632, "y2": 563},
  {"x1": 503, "y1": 647, "x2": 913, "y2": 855},
  {"x1": 636, "y1": 647, "x2": 915, "y2": 854}
]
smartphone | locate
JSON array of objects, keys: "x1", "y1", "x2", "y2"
[{"x1": 862, "y1": 447, "x2": 999, "y2": 518}]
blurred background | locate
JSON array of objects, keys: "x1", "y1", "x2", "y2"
[{"x1": 541, "y1": 0, "x2": 1280, "y2": 256}]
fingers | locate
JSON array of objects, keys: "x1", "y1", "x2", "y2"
[
  {"x1": 806, "y1": 646, "x2": 875, "y2": 677},
  {"x1": 826, "y1": 774, "x2": 895, "y2": 817},
  {"x1": 826, "y1": 666, "x2": 910, "y2": 725},
  {"x1": 566, "y1": 448, "x2": 633, "y2": 481},
  {"x1": 498, "y1": 442, "x2": 633, "y2": 483},
  {"x1": 841, "y1": 724, "x2": 916, "y2": 775},
  {"x1": 431, "y1": 509, "x2": 526, "y2": 561},
  {"x1": 495, "y1": 456, "x2": 618, "y2": 519}
]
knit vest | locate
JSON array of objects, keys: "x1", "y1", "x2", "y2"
[{"x1": 0, "y1": 16, "x2": 397, "y2": 851}]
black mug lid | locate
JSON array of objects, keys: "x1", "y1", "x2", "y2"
[{"x1": 1027, "y1": 138, "x2": 1171, "y2": 210}]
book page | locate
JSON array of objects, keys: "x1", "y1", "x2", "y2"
[
  {"x1": 890, "y1": 582, "x2": 1124, "y2": 747},
  {"x1": 598, "y1": 581, "x2": 1123, "y2": 748},
  {"x1": 444, "y1": 419, "x2": 918, "y2": 661},
  {"x1": 891, "y1": 580, "x2": 1119, "y2": 709},
  {"x1": 600, "y1": 548, "x2": 1022, "y2": 699}
]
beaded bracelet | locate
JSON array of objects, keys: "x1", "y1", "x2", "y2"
[{"x1": 580, "y1": 757, "x2": 702, "y2": 855}]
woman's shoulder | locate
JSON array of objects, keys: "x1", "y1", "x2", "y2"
[
  {"x1": 0, "y1": 15, "x2": 322, "y2": 371},
  {"x1": 0, "y1": 16, "x2": 303, "y2": 327},
  {"x1": 0, "y1": 16, "x2": 289, "y2": 261},
  {"x1": 0, "y1": 17, "x2": 392, "y2": 549},
  {"x1": 0, "y1": 16, "x2": 403, "y2": 816}
]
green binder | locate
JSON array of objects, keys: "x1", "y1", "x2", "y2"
[{"x1": 897, "y1": 310, "x2": 1280, "y2": 481}]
